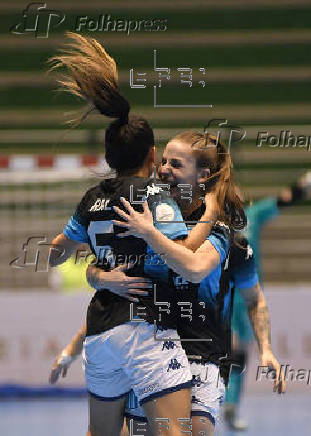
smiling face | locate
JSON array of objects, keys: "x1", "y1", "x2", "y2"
[
  {"x1": 159, "y1": 140, "x2": 198, "y2": 197},
  {"x1": 157, "y1": 130, "x2": 246, "y2": 229}
]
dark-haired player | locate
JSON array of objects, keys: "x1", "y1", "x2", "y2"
[{"x1": 48, "y1": 33, "x2": 234, "y2": 436}]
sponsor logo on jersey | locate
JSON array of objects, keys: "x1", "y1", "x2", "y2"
[
  {"x1": 89, "y1": 198, "x2": 111, "y2": 212},
  {"x1": 155, "y1": 203, "x2": 175, "y2": 222},
  {"x1": 246, "y1": 244, "x2": 253, "y2": 259},
  {"x1": 146, "y1": 183, "x2": 162, "y2": 197}
]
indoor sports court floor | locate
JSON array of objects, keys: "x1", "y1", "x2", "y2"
[{"x1": 1, "y1": 393, "x2": 310, "y2": 436}]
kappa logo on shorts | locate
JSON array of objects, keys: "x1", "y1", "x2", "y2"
[
  {"x1": 167, "y1": 358, "x2": 183, "y2": 372},
  {"x1": 162, "y1": 340, "x2": 176, "y2": 350},
  {"x1": 191, "y1": 395, "x2": 203, "y2": 405},
  {"x1": 192, "y1": 374, "x2": 203, "y2": 387}
]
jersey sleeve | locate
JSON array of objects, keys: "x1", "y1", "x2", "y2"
[
  {"x1": 230, "y1": 237, "x2": 259, "y2": 289},
  {"x1": 147, "y1": 190, "x2": 188, "y2": 240},
  {"x1": 63, "y1": 213, "x2": 88, "y2": 243},
  {"x1": 63, "y1": 188, "x2": 92, "y2": 243},
  {"x1": 207, "y1": 223, "x2": 230, "y2": 263}
]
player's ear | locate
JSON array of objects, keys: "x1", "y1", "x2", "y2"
[{"x1": 196, "y1": 167, "x2": 210, "y2": 184}]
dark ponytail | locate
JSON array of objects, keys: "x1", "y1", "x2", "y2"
[{"x1": 48, "y1": 32, "x2": 154, "y2": 173}]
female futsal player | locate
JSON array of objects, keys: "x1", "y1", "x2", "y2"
[
  {"x1": 49, "y1": 127, "x2": 236, "y2": 436},
  {"x1": 48, "y1": 32, "x2": 194, "y2": 436},
  {"x1": 50, "y1": 132, "x2": 285, "y2": 435},
  {"x1": 112, "y1": 131, "x2": 285, "y2": 435},
  {"x1": 48, "y1": 33, "x2": 234, "y2": 436}
]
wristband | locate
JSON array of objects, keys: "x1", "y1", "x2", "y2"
[{"x1": 58, "y1": 351, "x2": 76, "y2": 366}]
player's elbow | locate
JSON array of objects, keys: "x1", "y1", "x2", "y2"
[
  {"x1": 186, "y1": 258, "x2": 214, "y2": 283},
  {"x1": 49, "y1": 245, "x2": 65, "y2": 267},
  {"x1": 49, "y1": 234, "x2": 72, "y2": 267}
]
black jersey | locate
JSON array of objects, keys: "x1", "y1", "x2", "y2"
[
  {"x1": 165, "y1": 214, "x2": 232, "y2": 382},
  {"x1": 160, "y1": 204, "x2": 257, "y2": 385},
  {"x1": 63, "y1": 176, "x2": 188, "y2": 336}
]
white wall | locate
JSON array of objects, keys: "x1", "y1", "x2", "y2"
[{"x1": 1, "y1": 286, "x2": 311, "y2": 393}]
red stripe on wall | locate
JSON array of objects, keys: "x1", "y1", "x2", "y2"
[
  {"x1": 81, "y1": 155, "x2": 99, "y2": 167},
  {"x1": 37, "y1": 155, "x2": 55, "y2": 168},
  {"x1": 0, "y1": 156, "x2": 9, "y2": 168}
]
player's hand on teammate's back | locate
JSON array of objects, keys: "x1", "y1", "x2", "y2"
[
  {"x1": 87, "y1": 263, "x2": 152, "y2": 303},
  {"x1": 260, "y1": 349, "x2": 286, "y2": 394},
  {"x1": 113, "y1": 197, "x2": 154, "y2": 238}
]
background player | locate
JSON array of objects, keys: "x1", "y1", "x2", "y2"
[{"x1": 224, "y1": 171, "x2": 311, "y2": 431}]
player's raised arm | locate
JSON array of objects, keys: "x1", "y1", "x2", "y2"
[
  {"x1": 113, "y1": 198, "x2": 225, "y2": 283},
  {"x1": 175, "y1": 190, "x2": 219, "y2": 252}
]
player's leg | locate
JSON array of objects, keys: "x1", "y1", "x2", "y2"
[
  {"x1": 124, "y1": 323, "x2": 192, "y2": 435},
  {"x1": 88, "y1": 394, "x2": 126, "y2": 436},
  {"x1": 88, "y1": 416, "x2": 128, "y2": 436},
  {"x1": 120, "y1": 420, "x2": 129, "y2": 436},
  {"x1": 126, "y1": 418, "x2": 153, "y2": 436},
  {"x1": 224, "y1": 357, "x2": 248, "y2": 431},
  {"x1": 83, "y1": 330, "x2": 132, "y2": 436},
  {"x1": 224, "y1": 290, "x2": 251, "y2": 431},
  {"x1": 190, "y1": 362, "x2": 226, "y2": 436},
  {"x1": 143, "y1": 388, "x2": 191, "y2": 435},
  {"x1": 191, "y1": 416, "x2": 215, "y2": 436},
  {"x1": 125, "y1": 390, "x2": 153, "y2": 435},
  {"x1": 125, "y1": 391, "x2": 215, "y2": 436},
  {"x1": 127, "y1": 394, "x2": 216, "y2": 436}
]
